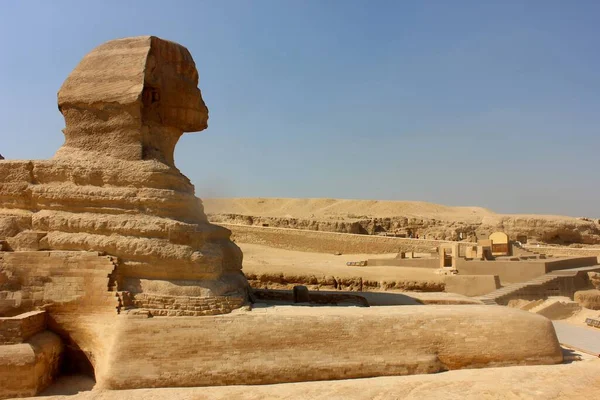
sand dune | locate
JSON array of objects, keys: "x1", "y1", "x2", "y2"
[{"x1": 203, "y1": 197, "x2": 580, "y2": 221}]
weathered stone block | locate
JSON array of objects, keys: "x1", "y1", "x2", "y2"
[{"x1": 574, "y1": 289, "x2": 600, "y2": 310}]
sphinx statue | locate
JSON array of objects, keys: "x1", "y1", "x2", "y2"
[
  {"x1": 0, "y1": 36, "x2": 563, "y2": 394},
  {"x1": 0, "y1": 36, "x2": 248, "y2": 316}
]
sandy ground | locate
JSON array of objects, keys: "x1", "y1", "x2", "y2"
[
  {"x1": 241, "y1": 243, "x2": 481, "y2": 304},
  {"x1": 564, "y1": 307, "x2": 600, "y2": 326},
  {"x1": 35, "y1": 356, "x2": 600, "y2": 400},
  {"x1": 241, "y1": 242, "x2": 441, "y2": 283}
]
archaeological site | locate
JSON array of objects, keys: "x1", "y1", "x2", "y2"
[{"x1": 1, "y1": 36, "x2": 599, "y2": 400}]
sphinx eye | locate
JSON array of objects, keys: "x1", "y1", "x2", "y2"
[{"x1": 142, "y1": 86, "x2": 160, "y2": 105}]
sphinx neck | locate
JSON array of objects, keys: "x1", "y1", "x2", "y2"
[
  {"x1": 141, "y1": 122, "x2": 183, "y2": 167},
  {"x1": 55, "y1": 106, "x2": 183, "y2": 168}
]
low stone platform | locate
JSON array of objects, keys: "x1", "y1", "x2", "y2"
[
  {"x1": 95, "y1": 305, "x2": 562, "y2": 389},
  {"x1": 0, "y1": 310, "x2": 63, "y2": 399},
  {"x1": 0, "y1": 331, "x2": 63, "y2": 399}
]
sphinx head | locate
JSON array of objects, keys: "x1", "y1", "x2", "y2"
[{"x1": 56, "y1": 36, "x2": 208, "y2": 166}]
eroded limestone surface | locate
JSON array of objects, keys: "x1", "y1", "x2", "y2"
[
  {"x1": 98, "y1": 305, "x2": 563, "y2": 389},
  {"x1": 0, "y1": 36, "x2": 249, "y2": 315}
]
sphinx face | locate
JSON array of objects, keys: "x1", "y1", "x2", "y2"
[
  {"x1": 56, "y1": 36, "x2": 209, "y2": 162},
  {"x1": 142, "y1": 37, "x2": 209, "y2": 132}
]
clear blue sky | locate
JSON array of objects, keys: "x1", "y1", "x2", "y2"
[{"x1": 1, "y1": 1, "x2": 599, "y2": 217}]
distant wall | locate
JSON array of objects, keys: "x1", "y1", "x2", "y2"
[
  {"x1": 367, "y1": 258, "x2": 439, "y2": 268},
  {"x1": 223, "y1": 224, "x2": 475, "y2": 254},
  {"x1": 526, "y1": 246, "x2": 600, "y2": 258},
  {"x1": 444, "y1": 275, "x2": 501, "y2": 297},
  {"x1": 545, "y1": 257, "x2": 599, "y2": 272},
  {"x1": 455, "y1": 257, "x2": 598, "y2": 284},
  {"x1": 493, "y1": 269, "x2": 598, "y2": 305},
  {"x1": 457, "y1": 261, "x2": 544, "y2": 284}
]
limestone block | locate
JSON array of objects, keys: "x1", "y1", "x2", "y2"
[
  {"x1": 574, "y1": 289, "x2": 600, "y2": 310},
  {"x1": 97, "y1": 306, "x2": 562, "y2": 389},
  {"x1": 531, "y1": 298, "x2": 581, "y2": 320},
  {"x1": 0, "y1": 331, "x2": 63, "y2": 399},
  {"x1": 5, "y1": 231, "x2": 48, "y2": 251},
  {"x1": 293, "y1": 285, "x2": 310, "y2": 303}
]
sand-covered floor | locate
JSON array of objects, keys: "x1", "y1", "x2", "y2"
[
  {"x1": 35, "y1": 356, "x2": 600, "y2": 399},
  {"x1": 240, "y1": 242, "x2": 440, "y2": 283}
]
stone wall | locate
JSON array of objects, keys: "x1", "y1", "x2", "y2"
[
  {"x1": 494, "y1": 270, "x2": 596, "y2": 305},
  {"x1": 367, "y1": 257, "x2": 439, "y2": 268},
  {"x1": 0, "y1": 251, "x2": 119, "y2": 314},
  {"x1": 524, "y1": 246, "x2": 600, "y2": 258},
  {"x1": 224, "y1": 224, "x2": 475, "y2": 254},
  {"x1": 456, "y1": 257, "x2": 598, "y2": 284},
  {"x1": 443, "y1": 275, "x2": 501, "y2": 297},
  {"x1": 130, "y1": 293, "x2": 246, "y2": 316},
  {"x1": 245, "y1": 271, "x2": 444, "y2": 292},
  {"x1": 0, "y1": 310, "x2": 47, "y2": 344}
]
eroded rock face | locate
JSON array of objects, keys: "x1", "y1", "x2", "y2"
[
  {"x1": 0, "y1": 36, "x2": 248, "y2": 313},
  {"x1": 204, "y1": 199, "x2": 600, "y2": 245}
]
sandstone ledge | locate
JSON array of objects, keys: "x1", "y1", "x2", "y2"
[{"x1": 97, "y1": 305, "x2": 562, "y2": 389}]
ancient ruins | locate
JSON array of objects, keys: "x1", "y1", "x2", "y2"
[{"x1": 1, "y1": 36, "x2": 599, "y2": 399}]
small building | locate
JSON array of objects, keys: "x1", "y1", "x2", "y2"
[{"x1": 489, "y1": 231, "x2": 510, "y2": 256}]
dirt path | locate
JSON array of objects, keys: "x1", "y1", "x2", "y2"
[{"x1": 553, "y1": 321, "x2": 600, "y2": 356}]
